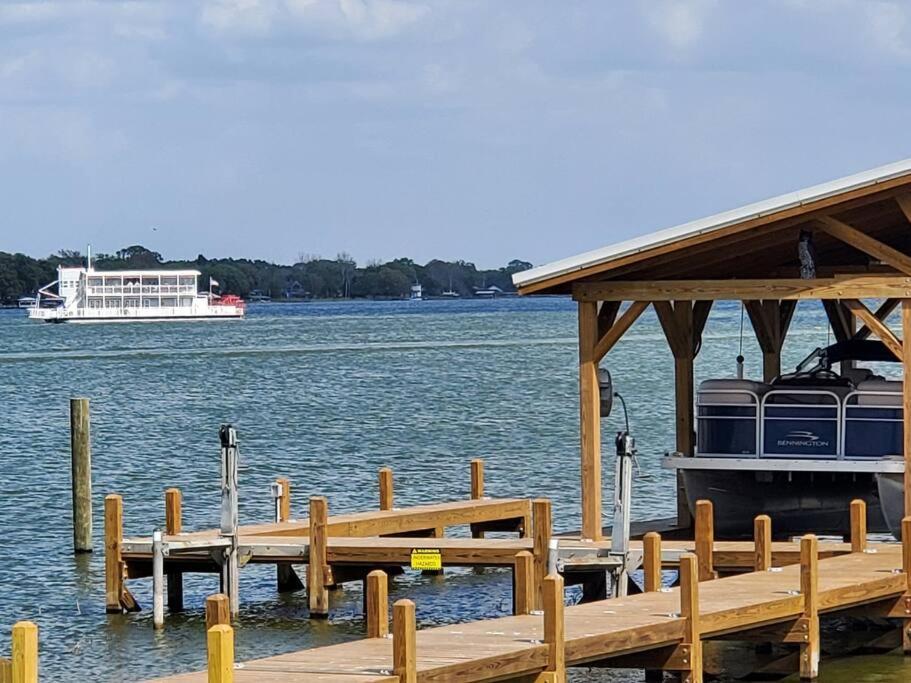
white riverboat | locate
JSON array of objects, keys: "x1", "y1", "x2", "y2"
[{"x1": 29, "y1": 255, "x2": 244, "y2": 323}]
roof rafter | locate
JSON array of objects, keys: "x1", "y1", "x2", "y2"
[{"x1": 815, "y1": 216, "x2": 911, "y2": 276}]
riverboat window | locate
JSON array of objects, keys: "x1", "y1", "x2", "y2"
[
  {"x1": 179, "y1": 297, "x2": 193, "y2": 307},
  {"x1": 143, "y1": 276, "x2": 160, "y2": 286},
  {"x1": 104, "y1": 277, "x2": 122, "y2": 286},
  {"x1": 124, "y1": 298, "x2": 139, "y2": 308},
  {"x1": 88, "y1": 277, "x2": 103, "y2": 287},
  {"x1": 88, "y1": 298, "x2": 103, "y2": 309},
  {"x1": 161, "y1": 297, "x2": 177, "y2": 307},
  {"x1": 179, "y1": 276, "x2": 195, "y2": 287},
  {"x1": 105, "y1": 298, "x2": 119, "y2": 308},
  {"x1": 142, "y1": 298, "x2": 159, "y2": 308},
  {"x1": 161, "y1": 276, "x2": 178, "y2": 287},
  {"x1": 124, "y1": 277, "x2": 140, "y2": 286}
]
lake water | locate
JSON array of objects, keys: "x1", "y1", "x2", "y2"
[{"x1": 0, "y1": 297, "x2": 906, "y2": 681}]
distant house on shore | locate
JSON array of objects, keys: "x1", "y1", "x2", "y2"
[
  {"x1": 473, "y1": 284, "x2": 504, "y2": 298},
  {"x1": 283, "y1": 281, "x2": 307, "y2": 299}
]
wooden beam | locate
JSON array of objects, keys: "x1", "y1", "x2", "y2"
[
  {"x1": 643, "y1": 532, "x2": 662, "y2": 593},
  {"x1": 573, "y1": 276, "x2": 911, "y2": 302},
  {"x1": 842, "y1": 299, "x2": 903, "y2": 360},
  {"x1": 799, "y1": 535, "x2": 820, "y2": 680},
  {"x1": 579, "y1": 301, "x2": 602, "y2": 541},
  {"x1": 693, "y1": 301, "x2": 713, "y2": 353},
  {"x1": 308, "y1": 496, "x2": 329, "y2": 618},
  {"x1": 745, "y1": 300, "x2": 784, "y2": 382},
  {"x1": 679, "y1": 554, "x2": 703, "y2": 683},
  {"x1": 897, "y1": 193, "x2": 911, "y2": 224},
  {"x1": 597, "y1": 301, "x2": 621, "y2": 338},
  {"x1": 513, "y1": 551, "x2": 534, "y2": 615},
  {"x1": 854, "y1": 298, "x2": 899, "y2": 340},
  {"x1": 593, "y1": 301, "x2": 649, "y2": 361},
  {"x1": 754, "y1": 515, "x2": 772, "y2": 572},
  {"x1": 817, "y1": 215, "x2": 911, "y2": 276},
  {"x1": 821, "y1": 300, "x2": 852, "y2": 344},
  {"x1": 695, "y1": 500, "x2": 714, "y2": 582}
]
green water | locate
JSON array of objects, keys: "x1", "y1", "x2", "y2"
[{"x1": 0, "y1": 298, "x2": 906, "y2": 681}]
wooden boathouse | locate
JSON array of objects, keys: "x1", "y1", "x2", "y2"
[{"x1": 514, "y1": 158, "x2": 911, "y2": 538}]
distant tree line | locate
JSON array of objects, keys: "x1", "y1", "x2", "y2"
[{"x1": 0, "y1": 245, "x2": 534, "y2": 303}]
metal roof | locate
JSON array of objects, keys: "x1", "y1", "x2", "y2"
[{"x1": 513, "y1": 157, "x2": 911, "y2": 290}]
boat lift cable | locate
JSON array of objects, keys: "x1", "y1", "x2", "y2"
[{"x1": 736, "y1": 302, "x2": 745, "y2": 379}]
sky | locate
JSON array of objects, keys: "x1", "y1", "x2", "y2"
[{"x1": 3, "y1": 1, "x2": 911, "y2": 268}]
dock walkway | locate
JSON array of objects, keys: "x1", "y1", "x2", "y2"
[{"x1": 153, "y1": 541, "x2": 911, "y2": 682}]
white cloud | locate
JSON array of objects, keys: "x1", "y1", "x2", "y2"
[{"x1": 642, "y1": 0, "x2": 717, "y2": 51}]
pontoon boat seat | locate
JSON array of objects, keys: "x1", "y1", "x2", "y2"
[
  {"x1": 844, "y1": 379, "x2": 903, "y2": 457},
  {"x1": 696, "y1": 379, "x2": 770, "y2": 456}
]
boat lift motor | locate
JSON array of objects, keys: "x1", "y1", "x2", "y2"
[{"x1": 219, "y1": 424, "x2": 240, "y2": 616}]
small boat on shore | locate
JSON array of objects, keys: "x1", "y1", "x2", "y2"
[
  {"x1": 17, "y1": 296, "x2": 37, "y2": 309},
  {"x1": 29, "y1": 250, "x2": 244, "y2": 323}
]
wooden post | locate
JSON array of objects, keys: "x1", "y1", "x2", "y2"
[
  {"x1": 308, "y1": 496, "x2": 329, "y2": 618},
  {"x1": 470, "y1": 459, "x2": 484, "y2": 499},
  {"x1": 276, "y1": 477, "x2": 291, "y2": 521},
  {"x1": 578, "y1": 300, "x2": 603, "y2": 541},
  {"x1": 378, "y1": 468, "x2": 394, "y2": 510},
  {"x1": 537, "y1": 574, "x2": 565, "y2": 682},
  {"x1": 533, "y1": 499, "x2": 552, "y2": 610},
  {"x1": 0, "y1": 658, "x2": 10, "y2": 683},
  {"x1": 799, "y1": 535, "x2": 820, "y2": 680},
  {"x1": 513, "y1": 551, "x2": 534, "y2": 615},
  {"x1": 105, "y1": 494, "x2": 125, "y2": 613},
  {"x1": 206, "y1": 594, "x2": 231, "y2": 631},
  {"x1": 902, "y1": 301, "x2": 911, "y2": 517},
  {"x1": 165, "y1": 488, "x2": 184, "y2": 611},
  {"x1": 206, "y1": 624, "x2": 234, "y2": 683},
  {"x1": 694, "y1": 500, "x2": 714, "y2": 581},
  {"x1": 678, "y1": 554, "x2": 702, "y2": 683},
  {"x1": 754, "y1": 515, "x2": 772, "y2": 572},
  {"x1": 849, "y1": 499, "x2": 867, "y2": 553},
  {"x1": 274, "y1": 478, "x2": 303, "y2": 593},
  {"x1": 392, "y1": 599, "x2": 417, "y2": 683},
  {"x1": 11, "y1": 622, "x2": 37, "y2": 683},
  {"x1": 366, "y1": 570, "x2": 389, "y2": 638},
  {"x1": 902, "y1": 516, "x2": 911, "y2": 653},
  {"x1": 70, "y1": 397, "x2": 93, "y2": 553},
  {"x1": 643, "y1": 532, "x2": 662, "y2": 592}
]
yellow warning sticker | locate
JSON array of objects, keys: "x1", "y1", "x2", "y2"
[{"x1": 410, "y1": 548, "x2": 442, "y2": 571}]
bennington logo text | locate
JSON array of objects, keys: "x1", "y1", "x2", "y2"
[{"x1": 777, "y1": 430, "x2": 830, "y2": 448}]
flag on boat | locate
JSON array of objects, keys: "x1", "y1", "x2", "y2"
[{"x1": 210, "y1": 277, "x2": 220, "y2": 288}]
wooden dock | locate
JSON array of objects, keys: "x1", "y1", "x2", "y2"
[{"x1": 149, "y1": 523, "x2": 911, "y2": 683}]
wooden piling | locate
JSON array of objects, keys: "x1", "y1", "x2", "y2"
[
  {"x1": 0, "y1": 658, "x2": 10, "y2": 683},
  {"x1": 532, "y1": 498, "x2": 552, "y2": 610},
  {"x1": 902, "y1": 516, "x2": 911, "y2": 653},
  {"x1": 165, "y1": 488, "x2": 184, "y2": 611},
  {"x1": 206, "y1": 624, "x2": 234, "y2": 683},
  {"x1": 104, "y1": 493, "x2": 135, "y2": 613},
  {"x1": 678, "y1": 554, "x2": 702, "y2": 683},
  {"x1": 799, "y1": 535, "x2": 820, "y2": 680},
  {"x1": 470, "y1": 459, "x2": 484, "y2": 499},
  {"x1": 274, "y1": 478, "x2": 303, "y2": 593},
  {"x1": 392, "y1": 599, "x2": 417, "y2": 683},
  {"x1": 694, "y1": 500, "x2": 714, "y2": 581},
  {"x1": 754, "y1": 514, "x2": 772, "y2": 572},
  {"x1": 541, "y1": 573, "x2": 566, "y2": 682},
  {"x1": 643, "y1": 532, "x2": 662, "y2": 592},
  {"x1": 70, "y1": 397, "x2": 93, "y2": 553},
  {"x1": 206, "y1": 594, "x2": 231, "y2": 631},
  {"x1": 366, "y1": 570, "x2": 389, "y2": 638},
  {"x1": 379, "y1": 468, "x2": 393, "y2": 511},
  {"x1": 276, "y1": 478, "x2": 291, "y2": 522},
  {"x1": 11, "y1": 621, "x2": 37, "y2": 683},
  {"x1": 513, "y1": 551, "x2": 534, "y2": 615},
  {"x1": 308, "y1": 496, "x2": 329, "y2": 618},
  {"x1": 850, "y1": 499, "x2": 867, "y2": 553}
]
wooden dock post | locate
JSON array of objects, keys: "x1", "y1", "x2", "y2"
[
  {"x1": 540, "y1": 573, "x2": 566, "y2": 682},
  {"x1": 0, "y1": 658, "x2": 10, "y2": 683},
  {"x1": 513, "y1": 551, "x2": 534, "y2": 615},
  {"x1": 11, "y1": 621, "x2": 37, "y2": 683},
  {"x1": 207, "y1": 624, "x2": 234, "y2": 683},
  {"x1": 366, "y1": 570, "x2": 389, "y2": 638},
  {"x1": 754, "y1": 515, "x2": 772, "y2": 572},
  {"x1": 799, "y1": 535, "x2": 820, "y2": 680},
  {"x1": 308, "y1": 496, "x2": 330, "y2": 618},
  {"x1": 392, "y1": 599, "x2": 417, "y2": 683},
  {"x1": 206, "y1": 594, "x2": 231, "y2": 631},
  {"x1": 679, "y1": 554, "x2": 702, "y2": 683},
  {"x1": 902, "y1": 516, "x2": 911, "y2": 653},
  {"x1": 470, "y1": 459, "x2": 484, "y2": 499},
  {"x1": 104, "y1": 493, "x2": 137, "y2": 613},
  {"x1": 849, "y1": 499, "x2": 867, "y2": 553},
  {"x1": 643, "y1": 532, "x2": 662, "y2": 592},
  {"x1": 70, "y1": 397, "x2": 93, "y2": 553},
  {"x1": 533, "y1": 499, "x2": 552, "y2": 610},
  {"x1": 165, "y1": 488, "x2": 184, "y2": 611},
  {"x1": 694, "y1": 500, "x2": 714, "y2": 581},
  {"x1": 275, "y1": 478, "x2": 303, "y2": 593},
  {"x1": 379, "y1": 468, "x2": 394, "y2": 510}
]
